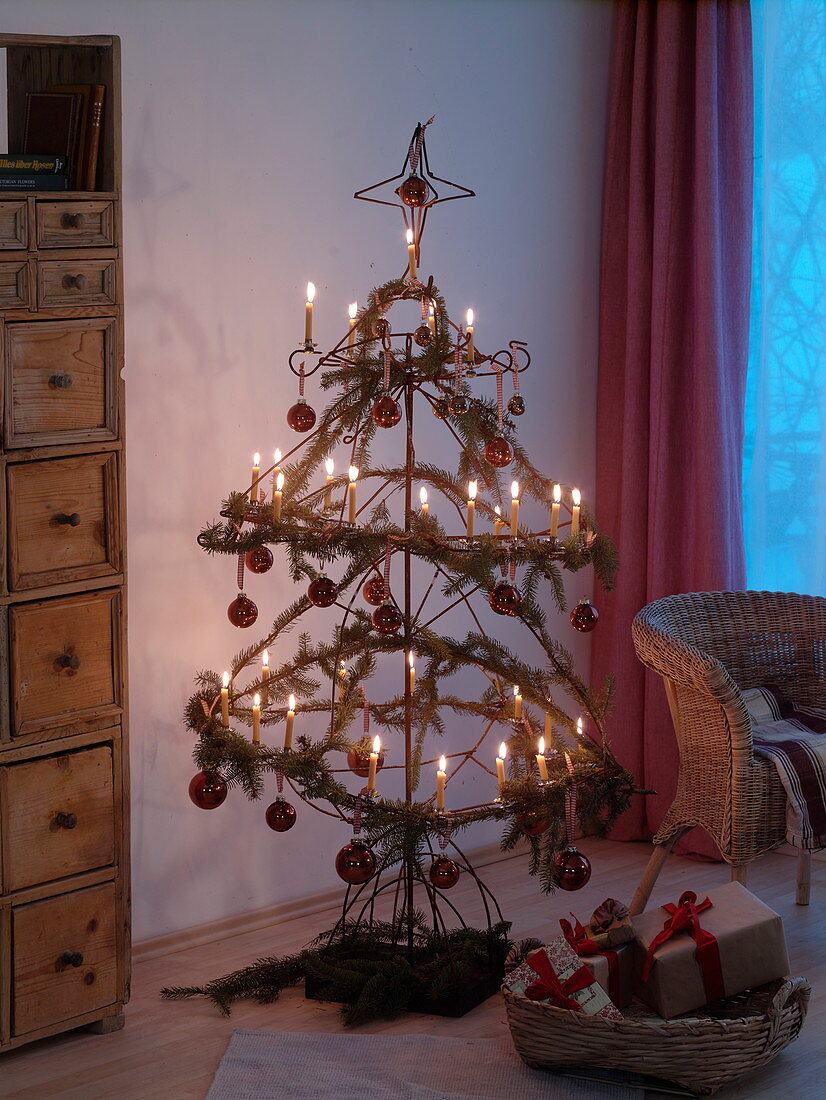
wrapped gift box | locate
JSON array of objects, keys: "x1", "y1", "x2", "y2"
[
  {"x1": 633, "y1": 882, "x2": 789, "y2": 1018},
  {"x1": 505, "y1": 937, "x2": 623, "y2": 1021},
  {"x1": 559, "y1": 913, "x2": 635, "y2": 1008}
]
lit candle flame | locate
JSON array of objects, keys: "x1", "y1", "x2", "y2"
[
  {"x1": 428, "y1": 303, "x2": 435, "y2": 317},
  {"x1": 498, "y1": 741, "x2": 507, "y2": 760},
  {"x1": 276, "y1": 471, "x2": 285, "y2": 491},
  {"x1": 468, "y1": 480, "x2": 478, "y2": 500},
  {"x1": 420, "y1": 486, "x2": 428, "y2": 505},
  {"x1": 553, "y1": 483, "x2": 561, "y2": 503},
  {"x1": 406, "y1": 228, "x2": 414, "y2": 245},
  {"x1": 511, "y1": 481, "x2": 520, "y2": 500},
  {"x1": 513, "y1": 684, "x2": 520, "y2": 697},
  {"x1": 274, "y1": 449, "x2": 282, "y2": 465},
  {"x1": 572, "y1": 487, "x2": 581, "y2": 506},
  {"x1": 466, "y1": 308, "x2": 474, "y2": 327},
  {"x1": 348, "y1": 465, "x2": 359, "y2": 482},
  {"x1": 253, "y1": 452, "x2": 260, "y2": 466},
  {"x1": 373, "y1": 734, "x2": 381, "y2": 753},
  {"x1": 538, "y1": 736, "x2": 545, "y2": 754},
  {"x1": 222, "y1": 671, "x2": 230, "y2": 688},
  {"x1": 495, "y1": 505, "x2": 501, "y2": 517},
  {"x1": 262, "y1": 649, "x2": 268, "y2": 665},
  {"x1": 439, "y1": 754, "x2": 447, "y2": 772},
  {"x1": 325, "y1": 458, "x2": 334, "y2": 475},
  {"x1": 253, "y1": 692, "x2": 260, "y2": 707},
  {"x1": 306, "y1": 282, "x2": 315, "y2": 303},
  {"x1": 577, "y1": 716, "x2": 583, "y2": 734},
  {"x1": 409, "y1": 651, "x2": 415, "y2": 669},
  {"x1": 288, "y1": 694, "x2": 296, "y2": 712},
  {"x1": 348, "y1": 301, "x2": 357, "y2": 320}
]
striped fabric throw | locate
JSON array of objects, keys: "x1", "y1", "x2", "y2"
[{"x1": 744, "y1": 686, "x2": 826, "y2": 851}]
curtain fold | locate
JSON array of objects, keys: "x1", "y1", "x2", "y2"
[{"x1": 592, "y1": 0, "x2": 753, "y2": 853}]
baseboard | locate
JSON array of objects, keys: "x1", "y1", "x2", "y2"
[{"x1": 133, "y1": 838, "x2": 519, "y2": 963}]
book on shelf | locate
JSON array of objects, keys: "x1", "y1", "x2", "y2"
[
  {"x1": 22, "y1": 92, "x2": 83, "y2": 171},
  {"x1": 0, "y1": 154, "x2": 67, "y2": 173},
  {"x1": 49, "y1": 84, "x2": 105, "y2": 189},
  {"x1": 0, "y1": 174, "x2": 69, "y2": 191},
  {"x1": 19, "y1": 84, "x2": 105, "y2": 191}
]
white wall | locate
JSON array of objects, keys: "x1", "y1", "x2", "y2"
[{"x1": 2, "y1": 0, "x2": 614, "y2": 941}]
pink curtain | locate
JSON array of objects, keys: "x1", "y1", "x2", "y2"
[{"x1": 592, "y1": 0, "x2": 753, "y2": 855}]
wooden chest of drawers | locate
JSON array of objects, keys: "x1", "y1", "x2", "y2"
[{"x1": 0, "y1": 33, "x2": 129, "y2": 1054}]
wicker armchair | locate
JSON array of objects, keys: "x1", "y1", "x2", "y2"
[{"x1": 629, "y1": 590, "x2": 826, "y2": 915}]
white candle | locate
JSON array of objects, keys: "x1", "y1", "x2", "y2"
[
  {"x1": 271, "y1": 449, "x2": 282, "y2": 504},
  {"x1": 420, "y1": 486, "x2": 428, "y2": 516},
  {"x1": 466, "y1": 308, "x2": 474, "y2": 364},
  {"x1": 550, "y1": 483, "x2": 561, "y2": 538},
  {"x1": 252, "y1": 692, "x2": 261, "y2": 744},
  {"x1": 221, "y1": 671, "x2": 230, "y2": 727},
  {"x1": 273, "y1": 471, "x2": 285, "y2": 522},
  {"x1": 510, "y1": 481, "x2": 520, "y2": 538},
  {"x1": 408, "y1": 651, "x2": 416, "y2": 695},
  {"x1": 305, "y1": 282, "x2": 315, "y2": 344},
  {"x1": 367, "y1": 734, "x2": 381, "y2": 791},
  {"x1": 348, "y1": 465, "x2": 359, "y2": 524},
  {"x1": 536, "y1": 736, "x2": 549, "y2": 781},
  {"x1": 348, "y1": 301, "x2": 357, "y2": 353},
  {"x1": 406, "y1": 228, "x2": 417, "y2": 280},
  {"x1": 545, "y1": 711, "x2": 553, "y2": 744},
  {"x1": 324, "y1": 458, "x2": 334, "y2": 511},
  {"x1": 466, "y1": 480, "x2": 477, "y2": 537},
  {"x1": 284, "y1": 693, "x2": 295, "y2": 750},
  {"x1": 261, "y1": 649, "x2": 270, "y2": 706},
  {"x1": 436, "y1": 754, "x2": 447, "y2": 810},
  {"x1": 251, "y1": 453, "x2": 261, "y2": 503},
  {"x1": 494, "y1": 505, "x2": 503, "y2": 537},
  {"x1": 571, "y1": 488, "x2": 581, "y2": 538},
  {"x1": 513, "y1": 684, "x2": 522, "y2": 720},
  {"x1": 496, "y1": 741, "x2": 507, "y2": 793}
]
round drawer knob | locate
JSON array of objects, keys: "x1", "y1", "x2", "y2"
[
  {"x1": 58, "y1": 653, "x2": 81, "y2": 671},
  {"x1": 55, "y1": 512, "x2": 81, "y2": 527},
  {"x1": 60, "y1": 951, "x2": 84, "y2": 969},
  {"x1": 62, "y1": 273, "x2": 88, "y2": 290},
  {"x1": 49, "y1": 373, "x2": 74, "y2": 389},
  {"x1": 60, "y1": 212, "x2": 86, "y2": 229},
  {"x1": 55, "y1": 811, "x2": 78, "y2": 829}
]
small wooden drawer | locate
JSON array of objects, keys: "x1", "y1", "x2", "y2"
[
  {"x1": 0, "y1": 201, "x2": 27, "y2": 249},
  {"x1": 3, "y1": 317, "x2": 118, "y2": 448},
  {"x1": 9, "y1": 590, "x2": 122, "y2": 739},
  {"x1": 36, "y1": 201, "x2": 115, "y2": 249},
  {"x1": 12, "y1": 882, "x2": 118, "y2": 1036},
  {"x1": 37, "y1": 257, "x2": 117, "y2": 308},
  {"x1": 7, "y1": 453, "x2": 121, "y2": 591},
  {"x1": 1, "y1": 745, "x2": 115, "y2": 892},
  {"x1": 0, "y1": 259, "x2": 31, "y2": 310}
]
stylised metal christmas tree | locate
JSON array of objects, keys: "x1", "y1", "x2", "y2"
[{"x1": 167, "y1": 121, "x2": 634, "y2": 1023}]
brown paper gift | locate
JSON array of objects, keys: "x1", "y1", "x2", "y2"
[
  {"x1": 633, "y1": 881, "x2": 789, "y2": 1018},
  {"x1": 580, "y1": 942, "x2": 635, "y2": 1009}
]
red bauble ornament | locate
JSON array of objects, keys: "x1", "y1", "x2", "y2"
[
  {"x1": 428, "y1": 856, "x2": 460, "y2": 890},
  {"x1": 373, "y1": 316, "x2": 391, "y2": 339},
  {"x1": 188, "y1": 771, "x2": 227, "y2": 810},
  {"x1": 448, "y1": 392, "x2": 470, "y2": 415},
  {"x1": 432, "y1": 398, "x2": 450, "y2": 420},
  {"x1": 335, "y1": 839, "x2": 376, "y2": 884},
  {"x1": 372, "y1": 393, "x2": 402, "y2": 428},
  {"x1": 245, "y1": 545, "x2": 273, "y2": 574},
  {"x1": 553, "y1": 845, "x2": 592, "y2": 891},
  {"x1": 507, "y1": 394, "x2": 526, "y2": 417},
  {"x1": 371, "y1": 601, "x2": 403, "y2": 634},
  {"x1": 488, "y1": 580, "x2": 523, "y2": 617},
  {"x1": 414, "y1": 324, "x2": 433, "y2": 347},
  {"x1": 286, "y1": 399, "x2": 317, "y2": 432},
  {"x1": 398, "y1": 174, "x2": 429, "y2": 207},
  {"x1": 362, "y1": 574, "x2": 387, "y2": 606},
  {"x1": 227, "y1": 593, "x2": 258, "y2": 628},
  {"x1": 307, "y1": 574, "x2": 339, "y2": 608},
  {"x1": 265, "y1": 798, "x2": 297, "y2": 832},
  {"x1": 347, "y1": 745, "x2": 385, "y2": 777},
  {"x1": 515, "y1": 811, "x2": 549, "y2": 837},
  {"x1": 570, "y1": 598, "x2": 599, "y2": 633},
  {"x1": 484, "y1": 435, "x2": 513, "y2": 468}
]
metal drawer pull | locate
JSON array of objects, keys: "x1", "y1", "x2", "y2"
[
  {"x1": 60, "y1": 951, "x2": 84, "y2": 969},
  {"x1": 55, "y1": 811, "x2": 78, "y2": 829},
  {"x1": 60, "y1": 212, "x2": 86, "y2": 229},
  {"x1": 55, "y1": 512, "x2": 81, "y2": 527},
  {"x1": 58, "y1": 653, "x2": 81, "y2": 670},
  {"x1": 49, "y1": 373, "x2": 74, "y2": 389},
  {"x1": 62, "y1": 273, "x2": 87, "y2": 290}
]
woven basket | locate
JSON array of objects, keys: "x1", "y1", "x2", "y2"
[{"x1": 503, "y1": 977, "x2": 810, "y2": 1095}]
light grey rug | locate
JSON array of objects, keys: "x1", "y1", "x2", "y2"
[{"x1": 206, "y1": 1029, "x2": 637, "y2": 1100}]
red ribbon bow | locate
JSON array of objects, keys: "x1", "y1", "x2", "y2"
[
  {"x1": 642, "y1": 890, "x2": 725, "y2": 1003},
  {"x1": 523, "y1": 948, "x2": 595, "y2": 1011},
  {"x1": 559, "y1": 915, "x2": 620, "y2": 1003}
]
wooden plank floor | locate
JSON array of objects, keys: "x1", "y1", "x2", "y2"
[{"x1": 0, "y1": 838, "x2": 821, "y2": 1099}]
